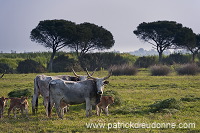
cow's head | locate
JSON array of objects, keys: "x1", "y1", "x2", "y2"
[
  {"x1": 86, "y1": 69, "x2": 111, "y2": 95},
  {"x1": 0, "y1": 97, "x2": 8, "y2": 106},
  {"x1": 20, "y1": 97, "x2": 29, "y2": 109},
  {"x1": 72, "y1": 68, "x2": 97, "y2": 81},
  {"x1": 20, "y1": 97, "x2": 28, "y2": 104},
  {"x1": 107, "y1": 96, "x2": 114, "y2": 104}
]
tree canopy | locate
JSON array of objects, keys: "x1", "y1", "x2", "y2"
[
  {"x1": 30, "y1": 20, "x2": 114, "y2": 71},
  {"x1": 134, "y1": 21, "x2": 183, "y2": 62},
  {"x1": 30, "y1": 19, "x2": 76, "y2": 71},
  {"x1": 173, "y1": 27, "x2": 200, "y2": 61},
  {"x1": 68, "y1": 22, "x2": 115, "y2": 59}
]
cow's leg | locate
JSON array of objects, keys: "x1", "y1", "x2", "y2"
[
  {"x1": 47, "y1": 97, "x2": 54, "y2": 117},
  {"x1": 54, "y1": 104, "x2": 63, "y2": 119},
  {"x1": 96, "y1": 105, "x2": 100, "y2": 116},
  {"x1": 20, "y1": 107, "x2": 24, "y2": 117},
  {"x1": 8, "y1": 107, "x2": 12, "y2": 118},
  {"x1": 63, "y1": 105, "x2": 69, "y2": 113},
  {"x1": 32, "y1": 90, "x2": 39, "y2": 115},
  {"x1": 33, "y1": 77, "x2": 40, "y2": 115},
  {"x1": 2, "y1": 107, "x2": 4, "y2": 118},
  {"x1": 53, "y1": 99, "x2": 63, "y2": 119},
  {"x1": 0, "y1": 109, "x2": 2, "y2": 118},
  {"x1": 63, "y1": 107, "x2": 67, "y2": 113},
  {"x1": 13, "y1": 108, "x2": 17, "y2": 118},
  {"x1": 32, "y1": 94, "x2": 37, "y2": 115},
  {"x1": 44, "y1": 97, "x2": 49, "y2": 116},
  {"x1": 1, "y1": 107, "x2": 5, "y2": 118},
  {"x1": 85, "y1": 98, "x2": 92, "y2": 117},
  {"x1": 60, "y1": 108, "x2": 64, "y2": 118},
  {"x1": 105, "y1": 107, "x2": 109, "y2": 116},
  {"x1": 25, "y1": 108, "x2": 28, "y2": 118}
]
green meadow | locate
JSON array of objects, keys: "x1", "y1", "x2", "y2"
[{"x1": 0, "y1": 70, "x2": 199, "y2": 133}]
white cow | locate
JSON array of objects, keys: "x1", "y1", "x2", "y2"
[
  {"x1": 32, "y1": 69, "x2": 95, "y2": 116},
  {"x1": 48, "y1": 70, "x2": 111, "y2": 118}
]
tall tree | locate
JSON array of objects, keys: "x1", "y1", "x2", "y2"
[
  {"x1": 133, "y1": 21, "x2": 182, "y2": 62},
  {"x1": 30, "y1": 19, "x2": 76, "y2": 71},
  {"x1": 173, "y1": 27, "x2": 199, "y2": 62},
  {"x1": 68, "y1": 22, "x2": 115, "y2": 60}
]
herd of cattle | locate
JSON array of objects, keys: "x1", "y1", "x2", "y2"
[{"x1": 0, "y1": 69, "x2": 114, "y2": 119}]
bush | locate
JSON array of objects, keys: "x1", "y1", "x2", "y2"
[
  {"x1": 8, "y1": 88, "x2": 33, "y2": 98},
  {"x1": 17, "y1": 59, "x2": 46, "y2": 73},
  {"x1": 0, "y1": 58, "x2": 23, "y2": 71},
  {"x1": 0, "y1": 63, "x2": 13, "y2": 73},
  {"x1": 176, "y1": 63, "x2": 199, "y2": 75},
  {"x1": 110, "y1": 64, "x2": 138, "y2": 76},
  {"x1": 150, "y1": 65, "x2": 171, "y2": 76},
  {"x1": 52, "y1": 54, "x2": 82, "y2": 72},
  {"x1": 163, "y1": 53, "x2": 191, "y2": 65},
  {"x1": 149, "y1": 98, "x2": 180, "y2": 113},
  {"x1": 135, "y1": 56, "x2": 158, "y2": 68},
  {"x1": 81, "y1": 53, "x2": 134, "y2": 71}
]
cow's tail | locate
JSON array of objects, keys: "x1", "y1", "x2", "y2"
[
  {"x1": 47, "y1": 82, "x2": 52, "y2": 117},
  {"x1": 32, "y1": 76, "x2": 39, "y2": 115}
]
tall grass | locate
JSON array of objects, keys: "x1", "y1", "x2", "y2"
[
  {"x1": 110, "y1": 64, "x2": 138, "y2": 76},
  {"x1": 176, "y1": 63, "x2": 199, "y2": 75},
  {"x1": 150, "y1": 65, "x2": 171, "y2": 76}
]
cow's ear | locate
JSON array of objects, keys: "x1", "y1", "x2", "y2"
[{"x1": 104, "y1": 81, "x2": 109, "y2": 84}]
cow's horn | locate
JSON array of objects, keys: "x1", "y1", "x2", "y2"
[
  {"x1": 72, "y1": 68, "x2": 79, "y2": 77},
  {"x1": 90, "y1": 68, "x2": 97, "y2": 76},
  {"x1": 103, "y1": 69, "x2": 112, "y2": 80},
  {"x1": 85, "y1": 68, "x2": 95, "y2": 79}
]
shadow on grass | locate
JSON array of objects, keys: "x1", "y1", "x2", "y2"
[
  {"x1": 111, "y1": 98, "x2": 182, "y2": 116},
  {"x1": 111, "y1": 105, "x2": 150, "y2": 116}
]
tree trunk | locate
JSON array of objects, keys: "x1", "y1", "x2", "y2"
[
  {"x1": 78, "y1": 55, "x2": 85, "y2": 70},
  {"x1": 158, "y1": 51, "x2": 163, "y2": 63},
  {"x1": 48, "y1": 50, "x2": 56, "y2": 72},
  {"x1": 192, "y1": 53, "x2": 196, "y2": 63}
]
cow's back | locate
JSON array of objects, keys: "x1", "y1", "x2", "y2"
[{"x1": 49, "y1": 79, "x2": 97, "y2": 105}]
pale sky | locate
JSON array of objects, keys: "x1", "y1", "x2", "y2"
[{"x1": 0, "y1": 0, "x2": 200, "y2": 53}]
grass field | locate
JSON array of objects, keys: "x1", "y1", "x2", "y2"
[{"x1": 0, "y1": 70, "x2": 199, "y2": 133}]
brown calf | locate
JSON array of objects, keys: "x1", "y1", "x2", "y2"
[
  {"x1": 96, "y1": 96, "x2": 114, "y2": 116},
  {"x1": 8, "y1": 97, "x2": 29, "y2": 118},
  {"x1": 0, "y1": 97, "x2": 8, "y2": 118}
]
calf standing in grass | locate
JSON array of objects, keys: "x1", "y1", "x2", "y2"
[
  {"x1": 8, "y1": 97, "x2": 29, "y2": 118},
  {"x1": 0, "y1": 97, "x2": 8, "y2": 118},
  {"x1": 96, "y1": 96, "x2": 114, "y2": 116}
]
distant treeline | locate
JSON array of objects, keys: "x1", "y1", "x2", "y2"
[{"x1": 0, "y1": 52, "x2": 198, "y2": 73}]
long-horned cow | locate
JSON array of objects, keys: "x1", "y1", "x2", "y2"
[
  {"x1": 48, "y1": 70, "x2": 111, "y2": 118},
  {"x1": 32, "y1": 69, "x2": 95, "y2": 116}
]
